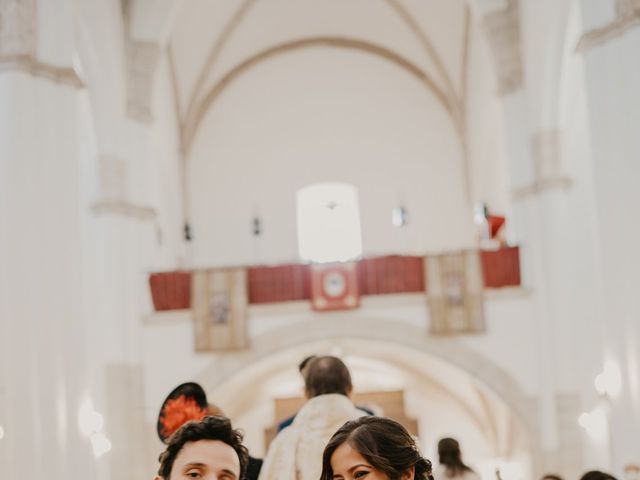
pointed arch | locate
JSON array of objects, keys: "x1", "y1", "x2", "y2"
[{"x1": 181, "y1": 36, "x2": 461, "y2": 156}]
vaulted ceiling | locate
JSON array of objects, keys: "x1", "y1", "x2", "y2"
[{"x1": 131, "y1": 0, "x2": 474, "y2": 154}]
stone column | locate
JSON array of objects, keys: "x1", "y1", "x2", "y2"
[
  {"x1": 479, "y1": 1, "x2": 581, "y2": 476},
  {"x1": 0, "y1": 0, "x2": 98, "y2": 478},
  {"x1": 576, "y1": 0, "x2": 640, "y2": 471}
]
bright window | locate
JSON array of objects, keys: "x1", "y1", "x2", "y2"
[{"x1": 296, "y1": 183, "x2": 363, "y2": 263}]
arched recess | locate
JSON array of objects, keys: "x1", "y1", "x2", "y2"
[
  {"x1": 194, "y1": 316, "x2": 539, "y2": 455},
  {"x1": 181, "y1": 36, "x2": 461, "y2": 156}
]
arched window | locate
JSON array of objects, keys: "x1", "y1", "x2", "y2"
[{"x1": 296, "y1": 183, "x2": 362, "y2": 263}]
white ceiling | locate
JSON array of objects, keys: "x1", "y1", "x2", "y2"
[{"x1": 159, "y1": 0, "x2": 469, "y2": 126}]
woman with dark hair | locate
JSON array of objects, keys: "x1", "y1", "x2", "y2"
[
  {"x1": 320, "y1": 416, "x2": 434, "y2": 480},
  {"x1": 580, "y1": 470, "x2": 617, "y2": 480},
  {"x1": 435, "y1": 438, "x2": 479, "y2": 480}
]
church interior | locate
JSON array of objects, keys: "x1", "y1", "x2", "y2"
[{"x1": 1, "y1": 0, "x2": 640, "y2": 479}]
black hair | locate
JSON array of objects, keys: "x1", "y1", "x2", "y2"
[
  {"x1": 305, "y1": 355, "x2": 352, "y2": 398},
  {"x1": 320, "y1": 416, "x2": 434, "y2": 480},
  {"x1": 157, "y1": 415, "x2": 249, "y2": 479},
  {"x1": 437, "y1": 437, "x2": 474, "y2": 477},
  {"x1": 541, "y1": 474, "x2": 564, "y2": 480},
  {"x1": 580, "y1": 471, "x2": 617, "y2": 480},
  {"x1": 298, "y1": 355, "x2": 317, "y2": 374}
]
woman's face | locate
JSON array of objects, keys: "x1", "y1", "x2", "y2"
[{"x1": 329, "y1": 442, "x2": 390, "y2": 480}]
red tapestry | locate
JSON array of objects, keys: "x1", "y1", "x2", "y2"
[
  {"x1": 247, "y1": 264, "x2": 310, "y2": 304},
  {"x1": 149, "y1": 271, "x2": 192, "y2": 311},
  {"x1": 148, "y1": 249, "x2": 521, "y2": 311},
  {"x1": 481, "y1": 247, "x2": 521, "y2": 288},
  {"x1": 357, "y1": 255, "x2": 425, "y2": 295}
]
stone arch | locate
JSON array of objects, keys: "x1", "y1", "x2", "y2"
[
  {"x1": 195, "y1": 316, "x2": 538, "y2": 446},
  {"x1": 181, "y1": 36, "x2": 460, "y2": 156}
]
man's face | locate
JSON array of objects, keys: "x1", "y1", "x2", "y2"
[{"x1": 162, "y1": 439, "x2": 241, "y2": 480}]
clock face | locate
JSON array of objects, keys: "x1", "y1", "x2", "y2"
[
  {"x1": 323, "y1": 271, "x2": 347, "y2": 298},
  {"x1": 310, "y1": 263, "x2": 359, "y2": 311}
]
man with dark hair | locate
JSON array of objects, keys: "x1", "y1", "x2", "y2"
[
  {"x1": 304, "y1": 355, "x2": 353, "y2": 397},
  {"x1": 259, "y1": 356, "x2": 365, "y2": 480},
  {"x1": 277, "y1": 355, "x2": 375, "y2": 433},
  {"x1": 155, "y1": 415, "x2": 249, "y2": 480},
  {"x1": 156, "y1": 382, "x2": 262, "y2": 480}
]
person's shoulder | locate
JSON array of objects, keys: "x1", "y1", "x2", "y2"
[
  {"x1": 277, "y1": 414, "x2": 295, "y2": 432},
  {"x1": 246, "y1": 456, "x2": 263, "y2": 480},
  {"x1": 268, "y1": 421, "x2": 295, "y2": 451}
]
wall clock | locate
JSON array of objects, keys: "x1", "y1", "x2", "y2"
[{"x1": 310, "y1": 262, "x2": 360, "y2": 311}]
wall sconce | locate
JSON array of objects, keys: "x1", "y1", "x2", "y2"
[
  {"x1": 0, "y1": 424, "x2": 5, "y2": 440},
  {"x1": 392, "y1": 206, "x2": 408, "y2": 227},
  {"x1": 252, "y1": 217, "x2": 262, "y2": 236}
]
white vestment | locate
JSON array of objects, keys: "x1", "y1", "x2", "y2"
[{"x1": 258, "y1": 394, "x2": 365, "y2": 480}]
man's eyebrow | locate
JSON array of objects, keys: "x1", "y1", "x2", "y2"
[
  {"x1": 183, "y1": 462, "x2": 207, "y2": 468},
  {"x1": 181, "y1": 463, "x2": 238, "y2": 478}
]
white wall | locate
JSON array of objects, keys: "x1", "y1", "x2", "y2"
[{"x1": 579, "y1": 21, "x2": 640, "y2": 471}]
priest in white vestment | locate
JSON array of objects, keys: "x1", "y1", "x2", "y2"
[{"x1": 258, "y1": 356, "x2": 366, "y2": 480}]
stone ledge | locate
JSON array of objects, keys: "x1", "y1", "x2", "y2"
[
  {"x1": 91, "y1": 200, "x2": 157, "y2": 221},
  {"x1": 141, "y1": 309, "x2": 191, "y2": 325},
  {"x1": 142, "y1": 288, "x2": 531, "y2": 325},
  {"x1": 0, "y1": 55, "x2": 84, "y2": 88},
  {"x1": 511, "y1": 177, "x2": 573, "y2": 201}
]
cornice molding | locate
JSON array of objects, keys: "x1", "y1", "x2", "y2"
[
  {"x1": 511, "y1": 128, "x2": 572, "y2": 201},
  {"x1": 91, "y1": 201, "x2": 157, "y2": 222},
  {"x1": 510, "y1": 177, "x2": 572, "y2": 202},
  {"x1": 0, "y1": 54, "x2": 84, "y2": 88}
]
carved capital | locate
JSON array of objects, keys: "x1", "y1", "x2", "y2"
[
  {"x1": 482, "y1": 0, "x2": 523, "y2": 96},
  {"x1": 99, "y1": 156, "x2": 128, "y2": 202},
  {"x1": 511, "y1": 129, "x2": 572, "y2": 201},
  {"x1": 532, "y1": 129, "x2": 563, "y2": 182},
  {"x1": 126, "y1": 39, "x2": 160, "y2": 123},
  {"x1": 93, "y1": 155, "x2": 156, "y2": 221},
  {"x1": 91, "y1": 201, "x2": 157, "y2": 221},
  {"x1": 0, "y1": 0, "x2": 36, "y2": 59},
  {"x1": 0, "y1": 1, "x2": 83, "y2": 87}
]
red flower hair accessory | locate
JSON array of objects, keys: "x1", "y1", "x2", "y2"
[
  {"x1": 159, "y1": 395, "x2": 208, "y2": 439},
  {"x1": 157, "y1": 382, "x2": 209, "y2": 443}
]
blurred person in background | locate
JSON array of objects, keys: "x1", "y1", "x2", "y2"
[{"x1": 434, "y1": 437, "x2": 479, "y2": 480}]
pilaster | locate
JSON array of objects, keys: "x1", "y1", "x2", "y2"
[{"x1": 482, "y1": 0, "x2": 524, "y2": 96}]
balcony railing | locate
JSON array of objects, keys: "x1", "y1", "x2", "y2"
[{"x1": 149, "y1": 247, "x2": 521, "y2": 311}]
